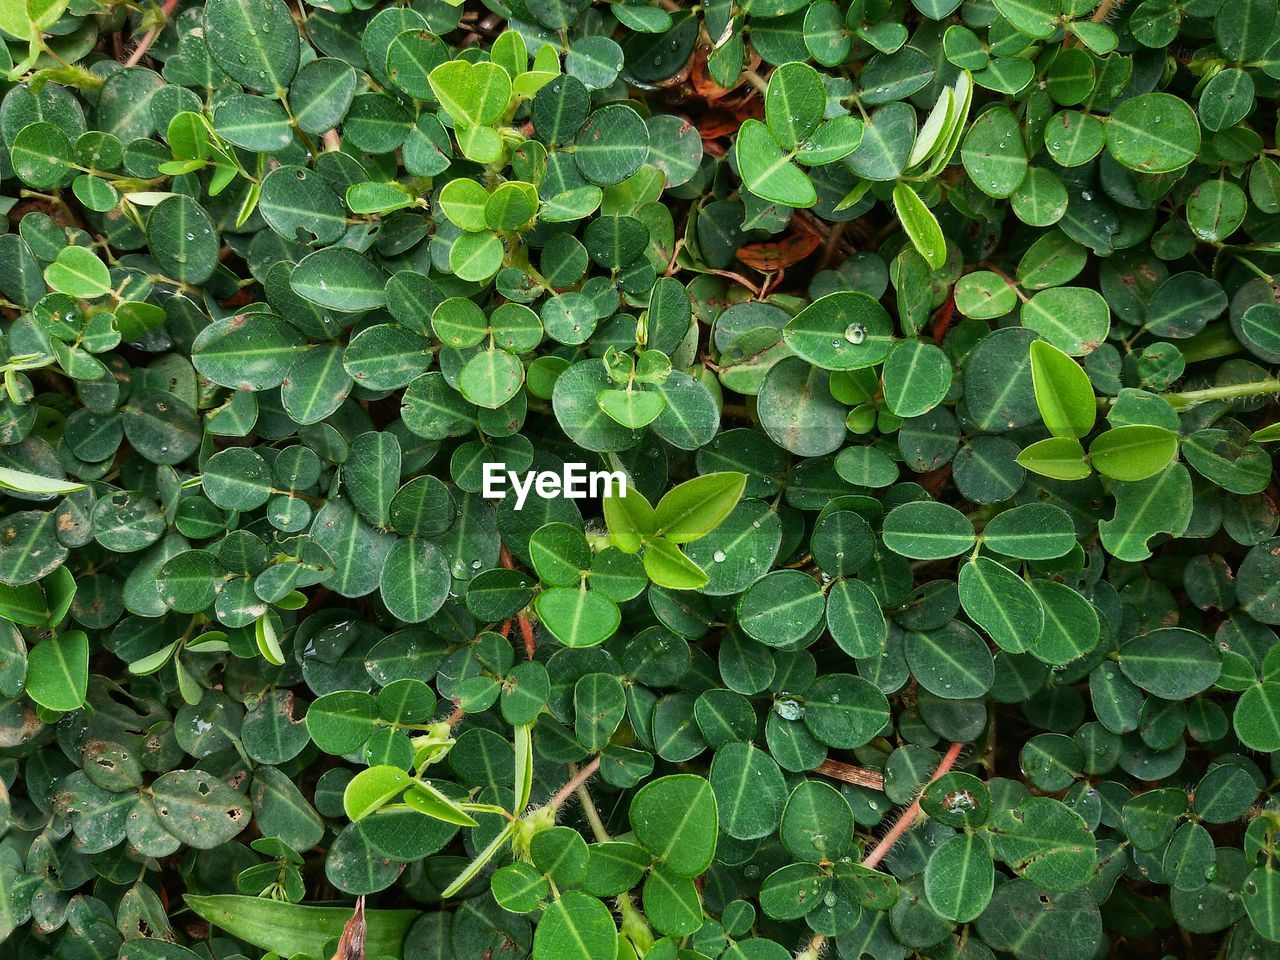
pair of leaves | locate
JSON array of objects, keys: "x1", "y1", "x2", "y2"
[{"x1": 1021, "y1": 341, "x2": 1178, "y2": 482}]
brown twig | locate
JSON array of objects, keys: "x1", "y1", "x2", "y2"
[
  {"x1": 814, "y1": 758, "x2": 884, "y2": 791},
  {"x1": 816, "y1": 221, "x2": 846, "y2": 271}
]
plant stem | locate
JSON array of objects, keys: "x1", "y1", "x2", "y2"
[
  {"x1": 575, "y1": 781, "x2": 611, "y2": 842},
  {"x1": 861, "y1": 742, "x2": 965, "y2": 869},
  {"x1": 1161, "y1": 378, "x2": 1280, "y2": 410},
  {"x1": 549, "y1": 756, "x2": 601, "y2": 810},
  {"x1": 743, "y1": 69, "x2": 769, "y2": 94},
  {"x1": 1091, "y1": 0, "x2": 1123, "y2": 21}
]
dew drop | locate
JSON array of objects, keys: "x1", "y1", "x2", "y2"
[{"x1": 775, "y1": 698, "x2": 804, "y2": 720}]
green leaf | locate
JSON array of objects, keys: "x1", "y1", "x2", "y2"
[
  {"x1": 185, "y1": 896, "x2": 416, "y2": 960},
  {"x1": 1030, "y1": 340, "x2": 1096, "y2": 439},
  {"x1": 458, "y1": 349, "x2": 525, "y2": 409},
  {"x1": 880, "y1": 340, "x2": 952, "y2": 419},
  {"x1": 151, "y1": 770, "x2": 250, "y2": 848},
  {"x1": 1105, "y1": 93, "x2": 1200, "y2": 174},
  {"x1": 147, "y1": 195, "x2": 219, "y2": 285},
  {"x1": 764, "y1": 62, "x2": 826, "y2": 148},
  {"x1": 992, "y1": 0, "x2": 1058, "y2": 38},
  {"x1": 441, "y1": 820, "x2": 517, "y2": 897},
  {"x1": 982, "y1": 502, "x2": 1077, "y2": 560},
  {"x1": 343, "y1": 766, "x2": 412, "y2": 821},
  {"x1": 597, "y1": 389, "x2": 665, "y2": 428},
  {"x1": 642, "y1": 537, "x2": 709, "y2": 590},
  {"x1": 574, "y1": 104, "x2": 651, "y2": 186},
  {"x1": 826, "y1": 577, "x2": 888, "y2": 657},
  {"x1": 783, "y1": 292, "x2": 895, "y2": 371},
  {"x1": 892, "y1": 182, "x2": 947, "y2": 269},
  {"x1": 404, "y1": 779, "x2": 480, "y2": 826},
  {"x1": 975, "y1": 884, "x2": 1101, "y2": 960},
  {"x1": 1118, "y1": 628, "x2": 1220, "y2": 699},
  {"x1": 962, "y1": 105, "x2": 1027, "y2": 197},
  {"x1": 203, "y1": 0, "x2": 299, "y2": 90},
  {"x1": 643, "y1": 863, "x2": 704, "y2": 935},
  {"x1": 192, "y1": 313, "x2": 306, "y2": 391},
  {"x1": 450, "y1": 231, "x2": 506, "y2": 282},
  {"x1": 1098, "y1": 464, "x2": 1193, "y2": 562},
  {"x1": 0, "y1": 466, "x2": 84, "y2": 496},
  {"x1": 906, "y1": 622, "x2": 993, "y2": 698},
  {"x1": 654, "y1": 472, "x2": 746, "y2": 543},
  {"x1": 924, "y1": 832, "x2": 994, "y2": 922},
  {"x1": 10, "y1": 122, "x2": 74, "y2": 189},
  {"x1": 989, "y1": 796, "x2": 1096, "y2": 891},
  {"x1": 292, "y1": 248, "x2": 387, "y2": 311},
  {"x1": 760, "y1": 862, "x2": 828, "y2": 920},
  {"x1": 25, "y1": 630, "x2": 88, "y2": 711},
  {"x1": 709, "y1": 742, "x2": 787, "y2": 841},
  {"x1": 1016, "y1": 436, "x2": 1091, "y2": 480},
  {"x1": 493, "y1": 862, "x2": 550, "y2": 913},
  {"x1": 629, "y1": 774, "x2": 718, "y2": 877},
  {"x1": 1022, "y1": 287, "x2": 1110, "y2": 356},
  {"x1": 737, "y1": 569, "x2": 825, "y2": 647},
  {"x1": 1243, "y1": 866, "x2": 1280, "y2": 943},
  {"x1": 802, "y1": 673, "x2": 889, "y2": 748},
  {"x1": 603, "y1": 485, "x2": 657, "y2": 553},
  {"x1": 574, "y1": 672, "x2": 626, "y2": 750},
  {"x1": 882, "y1": 500, "x2": 974, "y2": 559},
  {"x1": 1089, "y1": 425, "x2": 1179, "y2": 482},
  {"x1": 780, "y1": 779, "x2": 853, "y2": 862},
  {"x1": 428, "y1": 60, "x2": 511, "y2": 127},
  {"x1": 1234, "y1": 682, "x2": 1280, "y2": 752},
  {"x1": 534, "y1": 587, "x2": 621, "y2": 647},
  {"x1": 44, "y1": 245, "x2": 110, "y2": 299},
  {"x1": 735, "y1": 120, "x2": 816, "y2": 208},
  {"x1": 306, "y1": 691, "x2": 379, "y2": 755}
]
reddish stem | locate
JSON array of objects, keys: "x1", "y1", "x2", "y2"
[
  {"x1": 516, "y1": 615, "x2": 536, "y2": 660},
  {"x1": 861, "y1": 742, "x2": 964, "y2": 869},
  {"x1": 549, "y1": 756, "x2": 601, "y2": 809},
  {"x1": 499, "y1": 545, "x2": 538, "y2": 659},
  {"x1": 930, "y1": 289, "x2": 956, "y2": 344},
  {"x1": 124, "y1": 0, "x2": 181, "y2": 68}
]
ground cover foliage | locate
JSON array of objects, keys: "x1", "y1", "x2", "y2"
[{"x1": 1, "y1": 0, "x2": 1280, "y2": 956}]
